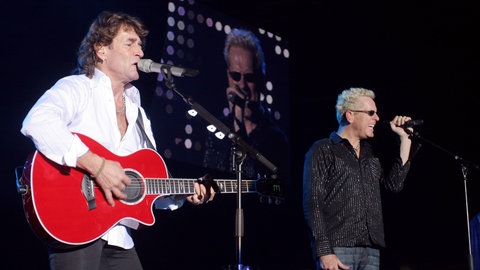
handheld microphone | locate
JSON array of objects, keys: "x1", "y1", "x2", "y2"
[
  {"x1": 383, "y1": 119, "x2": 424, "y2": 128},
  {"x1": 137, "y1": 59, "x2": 199, "y2": 77},
  {"x1": 228, "y1": 93, "x2": 246, "y2": 108},
  {"x1": 227, "y1": 85, "x2": 250, "y2": 108}
]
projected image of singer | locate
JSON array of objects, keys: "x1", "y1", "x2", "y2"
[
  {"x1": 202, "y1": 28, "x2": 289, "y2": 181},
  {"x1": 303, "y1": 87, "x2": 422, "y2": 270},
  {"x1": 202, "y1": 28, "x2": 291, "y2": 268}
]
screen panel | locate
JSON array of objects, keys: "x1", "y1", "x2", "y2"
[{"x1": 149, "y1": 0, "x2": 290, "y2": 180}]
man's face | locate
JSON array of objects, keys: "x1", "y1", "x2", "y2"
[
  {"x1": 350, "y1": 96, "x2": 379, "y2": 139},
  {"x1": 98, "y1": 27, "x2": 144, "y2": 85},
  {"x1": 227, "y1": 46, "x2": 258, "y2": 102},
  {"x1": 226, "y1": 46, "x2": 259, "y2": 119}
]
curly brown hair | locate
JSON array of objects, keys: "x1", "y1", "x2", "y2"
[{"x1": 75, "y1": 11, "x2": 149, "y2": 78}]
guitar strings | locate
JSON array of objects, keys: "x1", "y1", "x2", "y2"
[{"x1": 92, "y1": 178, "x2": 257, "y2": 192}]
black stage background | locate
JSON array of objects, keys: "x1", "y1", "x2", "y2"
[{"x1": 2, "y1": 0, "x2": 479, "y2": 269}]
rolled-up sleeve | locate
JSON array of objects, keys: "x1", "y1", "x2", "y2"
[{"x1": 21, "y1": 77, "x2": 90, "y2": 166}]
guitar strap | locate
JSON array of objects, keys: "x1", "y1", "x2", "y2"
[
  {"x1": 135, "y1": 107, "x2": 173, "y2": 179},
  {"x1": 136, "y1": 107, "x2": 156, "y2": 150}
]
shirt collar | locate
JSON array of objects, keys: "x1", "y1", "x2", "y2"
[
  {"x1": 329, "y1": 132, "x2": 343, "y2": 144},
  {"x1": 90, "y1": 68, "x2": 141, "y2": 106},
  {"x1": 90, "y1": 68, "x2": 110, "y2": 89},
  {"x1": 330, "y1": 131, "x2": 358, "y2": 149}
]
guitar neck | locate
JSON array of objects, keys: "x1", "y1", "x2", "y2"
[{"x1": 145, "y1": 178, "x2": 257, "y2": 195}]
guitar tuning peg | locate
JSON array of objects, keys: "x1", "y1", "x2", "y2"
[
  {"x1": 259, "y1": 195, "x2": 275, "y2": 205},
  {"x1": 259, "y1": 195, "x2": 265, "y2": 204},
  {"x1": 275, "y1": 198, "x2": 282, "y2": 205}
]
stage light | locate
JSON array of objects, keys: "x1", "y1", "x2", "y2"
[
  {"x1": 206, "y1": 124, "x2": 216, "y2": 132},
  {"x1": 187, "y1": 109, "x2": 197, "y2": 116},
  {"x1": 215, "y1": 131, "x2": 225, "y2": 139},
  {"x1": 207, "y1": 125, "x2": 224, "y2": 139}
]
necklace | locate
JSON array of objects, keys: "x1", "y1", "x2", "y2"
[
  {"x1": 353, "y1": 144, "x2": 360, "y2": 152},
  {"x1": 116, "y1": 95, "x2": 126, "y2": 113}
]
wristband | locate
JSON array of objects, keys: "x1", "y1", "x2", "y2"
[{"x1": 91, "y1": 158, "x2": 106, "y2": 178}]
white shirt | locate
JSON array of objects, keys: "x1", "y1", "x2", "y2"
[{"x1": 21, "y1": 69, "x2": 184, "y2": 249}]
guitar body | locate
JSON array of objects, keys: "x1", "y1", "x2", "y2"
[{"x1": 20, "y1": 134, "x2": 168, "y2": 248}]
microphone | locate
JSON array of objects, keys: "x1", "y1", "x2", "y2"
[
  {"x1": 227, "y1": 93, "x2": 245, "y2": 108},
  {"x1": 227, "y1": 85, "x2": 250, "y2": 108},
  {"x1": 383, "y1": 119, "x2": 424, "y2": 128},
  {"x1": 137, "y1": 59, "x2": 199, "y2": 77}
]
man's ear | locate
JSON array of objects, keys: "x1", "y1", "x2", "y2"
[
  {"x1": 94, "y1": 45, "x2": 106, "y2": 62},
  {"x1": 98, "y1": 47, "x2": 105, "y2": 56},
  {"x1": 344, "y1": 111, "x2": 354, "y2": 124},
  {"x1": 95, "y1": 44, "x2": 105, "y2": 56}
]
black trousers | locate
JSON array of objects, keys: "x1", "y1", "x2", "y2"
[{"x1": 49, "y1": 239, "x2": 143, "y2": 270}]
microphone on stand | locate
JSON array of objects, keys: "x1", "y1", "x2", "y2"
[
  {"x1": 137, "y1": 59, "x2": 199, "y2": 77},
  {"x1": 383, "y1": 119, "x2": 424, "y2": 128}
]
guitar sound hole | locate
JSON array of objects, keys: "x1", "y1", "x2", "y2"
[{"x1": 122, "y1": 170, "x2": 144, "y2": 204}]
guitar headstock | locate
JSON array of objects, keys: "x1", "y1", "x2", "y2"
[{"x1": 255, "y1": 174, "x2": 284, "y2": 205}]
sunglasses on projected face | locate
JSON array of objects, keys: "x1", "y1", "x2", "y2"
[{"x1": 228, "y1": 71, "x2": 257, "y2": 83}]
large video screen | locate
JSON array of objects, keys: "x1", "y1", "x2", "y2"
[{"x1": 149, "y1": 0, "x2": 290, "y2": 181}]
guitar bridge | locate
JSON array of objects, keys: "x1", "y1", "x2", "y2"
[{"x1": 81, "y1": 174, "x2": 96, "y2": 210}]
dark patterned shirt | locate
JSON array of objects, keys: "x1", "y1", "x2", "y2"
[{"x1": 303, "y1": 132, "x2": 412, "y2": 258}]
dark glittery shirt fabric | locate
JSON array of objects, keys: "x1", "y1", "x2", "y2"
[{"x1": 303, "y1": 132, "x2": 412, "y2": 258}]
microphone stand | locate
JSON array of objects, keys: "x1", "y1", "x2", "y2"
[
  {"x1": 160, "y1": 69, "x2": 277, "y2": 269},
  {"x1": 406, "y1": 129, "x2": 479, "y2": 270}
]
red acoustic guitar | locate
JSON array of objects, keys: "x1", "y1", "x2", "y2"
[{"x1": 18, "y1": 134, "x2": 283, "y2": 248}]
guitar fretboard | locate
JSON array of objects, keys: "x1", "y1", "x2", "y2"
[{"x1": 145, "y1": 178, "x2": 257, "y2": 195}]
